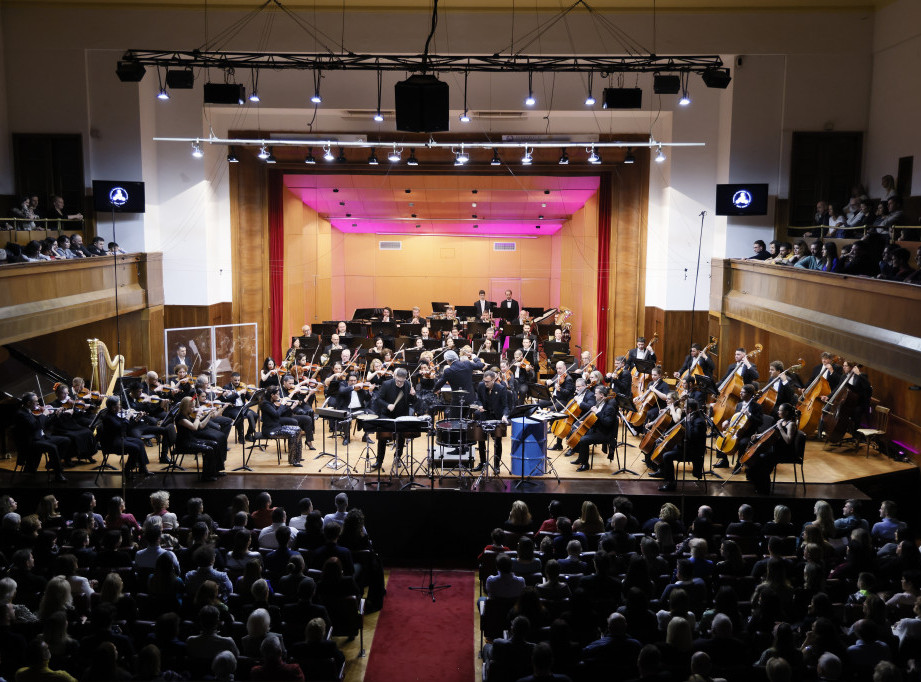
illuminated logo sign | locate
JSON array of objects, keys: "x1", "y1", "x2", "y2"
[
  {"x1": 108, "y1": 186, "x2": 129, "y2": 207},
  {"x1": 732, "y1": 189, "x2": 753, "y2": 209}
]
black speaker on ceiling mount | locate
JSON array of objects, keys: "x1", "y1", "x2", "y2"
[
  {"x1": 116, "y1": 59, "x2": 146, "y2": 82},
  {"x1": 395, "y1": 74, "x2": 450, "y2": 133},
  {"x1": 166, "y1": 68, "x2": 195, "y2": 89},
  {"x1": 653, "y1": 74, "x2": 681, "y2": 94},
  {"x1": 702, "y1": 68, "x2": 732, "y2": 89},
  {"x1": 203, "y1": 83, "x2": 245, "y2": 105},
  {"x1": 602, "y1": 87, "x2": 643, "y2": 109}
]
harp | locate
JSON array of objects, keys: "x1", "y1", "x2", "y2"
[{"x1": 87, "y1": 338, "x2": 125, "y2": 395}]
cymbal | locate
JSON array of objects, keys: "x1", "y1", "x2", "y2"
[{"x1": 442, "y1": 388, "x2": 469, "y2": 394}]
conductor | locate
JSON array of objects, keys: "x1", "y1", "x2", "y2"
[
  {"x1": 472, "y1": 370, "x2": 510, "y2": 472},
  {"x1": 433, "y1": 350, "x2": 485, "y2": 417},
  {"x1": 370, "y1": 368, "x2": 414, "y2": 470}
]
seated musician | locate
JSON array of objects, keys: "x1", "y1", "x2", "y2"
[
  {"x1": 445, "y1": 306, "x2": 457, "y2": 321},
  {"x1": 380, "y1": 307, "x2": 393, "y2": 323},
  {"x1": 335, "y1": 373, "x2": 374, "y2": 445},
  {"x1": 643, "y1": 391, "x2": 683, "y2": 471},
  {"x1": 49, "y1": 383, "x2": 97, "y2": 463},
  {"x1": 577, "y1": 351, "x2": 594, "y2": 378},
  {"x1": 763, "y1": 361, "x2": 797, "y2": 419},
  {"x1": 325, "y1": 333, "x2": 344, "y2": 357},
  {"x1": 258, "y1": 387, "x2": 304, "y2": 466},
  {"x1": 13, "y1": 392, "x2": 69, "y2": 482},
  {"x1": 368, "y1": 338, "x2": 386, "y2": 359},
  {"x1": 606, "y1": 356, "x2": 631, "y2": 396},
  {"x1": 544, "y1": 361, "x2": 576, "y2": 450},
  {"x1": 520, "y1": 337, "x2": 538, "y2": 366},
  {"x1": 639, "y1": 366, "x2": 670, "y2": 430},
  {"x1": 69, "y1": 377, "x2": 98, "y2": 427},
  {"x1": 650, "y1": 399, "x2": 707, "y2": 491},
  {"x1": 280, "y1": 375, "x2": 317, "y2": 449},
  {"x1": 339, "y1": 348, "x2": 353, "y2": 367},
  {"x1": 260, "y1": 358, "x2": 283, "y2": 389},
  {"x1": 125, "y1": 382, "x2": 177, "y2": 461},
  {"x1": 510, "y1": 349, "x2": 535, "y2": 403},
  {"x1": 550, "y1": 328, "x2": 565, "y2": 343},
  {"x1": 413, "y1": 337, "x2": 426, "y2": 350},
  {"x1": 324, "y1": 362, "x2": 346, "y2": 397},
  {"x1": 518, "y1": 323, "x2": 536, "y2": 344},
  {"x1": 718, "y1": 348, "x2": 759, "y2": 386},
  {"x1": 833, "y1": 361, "x2": 872, "y2": 439},
  {"x1": 144, "y1": 371, "x2": 170, "y2": 401},
  {"x1": 301, "y1": 324, "x2": 316, "y2": 339},
  {"x1": 673, "y1": 343, "x2": 714, "y2": 381},
  {"x1": 714, "y1": 383, "x2": 763, "y2": 471},
  {"x1": 285, "y1": 337, "x2": 301, "y2": 364},
  {"x1": 100, "y1": 395, "x2": 152, "y2": 477},
  {"x1": 472, "y1": 370, "x2": 510, "y2": 472},
  {"x1": 371, "y1": 368, "x2": 415, "y2": 470},
  {"x1": 477, "y1": 337, "x2": 497, "y2": 354},
  {"x1": 221, "y1": 372, "x2": 258, "y2": 442},
  {"x1": 745, "y1": 402, "x2": 798, "y2": 495},
  {"x1": 626, "y1": 337, "x2": 657, "y2": 371},
  {"x1": 571, "y1": 385, "x2": 618, "y2": 471},
  {"x1": 367, "y1": 358, "x2": 390, "y2": 389},
  {"x1": 195, "y1": 375, "x2": 234, "y2": 436},
  {"x1": 171, "y1": 365, "x2": 196, "y2": 398},
  {"x1": 175, "y1": 395, "x2": 227, "y2": 481},
  {"x1": 497, "y1": 358, "x2": 518, "y2": 407},
  {"x1": 336, "y1": 321, "x2": 349, "y2": 337},
  {"x1": 408, "y1": 306, "x2": 423, "y2": 324},
  {"x1": 419, "y1": 326, "x2": 432, "y2": 340}
]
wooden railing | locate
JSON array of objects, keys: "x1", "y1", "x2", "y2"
[{"x1": 0, "y1": 252, "x2": 163, "y2": 346}]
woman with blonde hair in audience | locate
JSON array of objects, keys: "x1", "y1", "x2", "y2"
[
  {"x1": 99, "y1": 571, "x2": 137, "y2": 622},
  {"x1": 36, "y1": 494, "x2": 64, "y2": 530},
  {"x1": 807, "y1": 500, "x2": 838, "y2": 540},
  {"x1": 38, "y1": 575, "x2": 74, "y2": 620},
  {"x1": 654, "y1": 521, "x2": 676, "y2": 557},
  {"x1": 656, "y1": 588, "x2": 697, "y2": 633},
  {"x1": 644, "y1": 502, "x2": 684, "y2": 536},
  {"x1": 765, "y1": 504, "x2": 796, "y2": 537},
  {"x1": 661, "y1": 616, "x2": 694, "y2": 680},
  {"x1": 573, "y1": 500, "x2": 605, "y2": 535},
  {"x1": 504, "y1": 499, "x2": 534, "y2": 534},
  {"x1": 145, "y1": 490, "x2": 178, "y2": 530}
]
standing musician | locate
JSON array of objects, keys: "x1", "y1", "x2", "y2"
[
  {"x1": 638, "y1": 366, "x2": 671, "y2": 428},
  {"x1": 650, "y1": 399, "x2": 707, "y2": 491},
  {"x1": 49, "y1": 383, "x2": 97, "y2": 464},
  {"x1": 673, "y1": 343, "x2": 715, "y2": 380},
  {"x1": 746, "y1": 402, "x2": 798, "y2": 495},
  {"x1": 168, "y1": 344, "x2": 189, "y2": 374},
  {"x1": 714, "y1": 383, "x2": 763, "y2": 471},
  {"x1": 474, "y1": 290, "x2": 492, "y2": 318},
  {"x1": 280, "y1": 375, "x2": 317, "y2": 449},
  {"x1": 413, "y1": 350, "x2": 440, "y2": 416},
  {"x1": 99, "y1": 395, "x2": 152, "y2": 477},
  {"x1": 472, "y1": 370, "x2": 510, "y2": 472},
  {"x1": 175, "y1": 395, "x2": 227, "y2": 481},
  {"x1": 810, "y1": 352, "x2": 843, "y2": 395},
  {"x1": 433, "y1": 349, "x2": 484, "y2": 401},
  {"x1": 763, "y1": 361, "x2": 798, "y2": 418},
  {"x1": 606, "y1": 356, "x2": 632, "y2": 396},
  {"x1": 626, "y1": 337, "x2": 657, "y2": 371},
  {"x1": 258, "y1": 387, "x2": 304, "y2": 466},
  {"x1": 195, "y1": 375, "x2": 234, "y2": 436},
  {"x1": 334, "y1": 373, "x2": 374, "y2": 445},
  {"x1": 570, "y1": 385, "x2": 618, "y2": 471},
  {"x1": 832, "y1": 361, "x2": 872, "y2": 438},
  {"x1": 543, "y1": 361, "x2": 577, "y2": 450},
  {"x1": 718, "y1": 348, "x2": 760, "y2": 386},
  {"x1": 498, "y1": 289, "x2": 520, "y2": 320},
  {"x1": 13, "y1": 392, "x2": 69, "y2": 482},
  {"x1": 371, "y1": 368, "x2": 414, "y2": 470}
]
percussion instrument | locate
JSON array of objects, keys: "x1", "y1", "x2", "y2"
[{"x1": 435, "y1": 419, "x2": 476, "y2": 446}]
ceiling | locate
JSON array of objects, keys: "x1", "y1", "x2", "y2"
[{"x1": 283, "y1": 173, "x2": 601, "y2": 237}]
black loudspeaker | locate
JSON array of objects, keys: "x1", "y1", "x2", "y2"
[
  {"x1": 602, "y1": 87, "x2": 643, "y2": 109},
  {"x1": 166, "y1": 69, "x2": 194, "y2": 89},
  {"x1": 702, "y1": 68, "x2": 732, "y2": 89},
  {"x1": 395, "y1": 74, "x2": 449, "y2": 133},
  {"x1": 653, "y1": 74, "x2": 681, "y2": 94},
  {"x1": 203, "y1": 83, "x2": 245, "y2": 105},
  {"x1": 116, "y1": 59, "x2": 146, "y2": 82}
]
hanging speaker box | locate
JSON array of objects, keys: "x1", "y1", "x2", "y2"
[{"x1": 395, "y1": 74, "x2": 449, "y2": 133}]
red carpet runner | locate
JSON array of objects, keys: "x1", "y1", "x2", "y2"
[{"x1": 364, "y1": 569, "x2": 475, "y2": 682}]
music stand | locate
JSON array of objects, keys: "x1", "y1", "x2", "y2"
[
  {"x1": 352, "y1": 308, "x2": 377, "y2": 320},
  {"x1": 466, "y1": 321, "x2": 490, "y2": 337},
  {"x1": 419, "y1": 339, "x2": 441, "y2": 350},
  {"x1": 429, "y1": 319, "x2": 454, "y2": 336},
  {"x1": 543, "y1": 341, "x2": 571, "y2": 358},
  {"x1": 396, "y1": 416, "x2": 429, "y2": 490},
  {"x1": 632, "y1": 357, "x2": 657, "y2": 375},
  {"x1": 231, "y1": 389, "x2": 264, "y2": 472},
  {"x1": 478, "y1": 351, "x2": 500, "y2": 367},
  {"x1": 430, "y1": 301, "x2": 450, "y2": 313},
  {"x1": 611, "y1": 392, "x2": 640, "y2": 475},
  {"x1": 454, "y1": 305, "x2": 476, "y2": 319},
  {"x1": 370, "y1": 322, "x2": 398, "y2": 338},
  {"x1": 316, "y1": 406, "x2": 348, "y2": 466}
]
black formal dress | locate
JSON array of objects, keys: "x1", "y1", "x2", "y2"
[
  {"x1": 176, "y1": 414, "x2": 225, "y2": 479},
  {"x1": 657, "y1": 411, "x2": 708, "y2": 485},
  {"x1": 49, "y1": 399, "x2": 97, "y2": 462},
  {"x1": 100, "y1": 410, "x2": 150, "y2": 474},
  {"x1": 260, "y1": 400, "x2": 303, "y2": 465}
]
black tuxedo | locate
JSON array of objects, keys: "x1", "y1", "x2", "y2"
[
  {"x1": 473, "y1": 299, "x2": 493, "y2": 317},
  {"x1": 678, "y1": 353, "x2": 714, "y2": 378},
  {"x1": 719, "y1": 361, "x2": 759, "y2": 387},
  {"x1": 659, "y1": 410, "x2": 708, "y2": 482},
  {"x1": 549, "y1": 374, "x2": 575, "y2": 406},
  {"x1": 433, "y1": 358, "x2": 484, "y2": 397},
  {"x1": 371, "y1": 378, "x2": 413, "y2": 465},
  {"x1": 573, "y1": 397, "x2": 619, "y2": 465},
  {"x1": 474, "y1": 381, "x2": 510, "y2": 421},
  {"x1": 336, "y1": 385, "x2": 372, "y2": 413},
  {"x1": 12, "y1": 409, "x2": 67, "y2": 475},
  {"x1": 497, "y1": 297, "x2": 520, "y2": 319},
  {"x1": 626, "y1": 347, "x2": 657, "y2": 372},
  {"x1": 810, "y1": 363, "x2": 842, "y2": 392}
]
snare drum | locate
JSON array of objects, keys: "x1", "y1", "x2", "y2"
[
  {"x1": 473, "y1": 419, "x2": 508, "y2": 441},
  {"x1": 435, "y1": 419, "x2": 475, "y2": 446}
]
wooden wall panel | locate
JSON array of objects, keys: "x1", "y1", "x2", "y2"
[
  {"x1": 163, "y1": 303, "x2": 232, "y2": 330},
  {"x1": 643, "y1": 308, "x2": 710, "y2": 376}
]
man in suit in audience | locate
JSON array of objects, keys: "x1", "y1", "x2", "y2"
[
  {"x1": 485, "y1": 615, "x2": 535, "y2": 682},
  {"x1": 308, "y1": 520, "x2": 355, "y2": 576},
  {"x1": 726, "y1": 504, "x2": 763, "y2": 538},
  {"x1": 581, "y1": 613, "x2": 641, "y2": 679},
  {"x1": 485, "y1": 554, "x2": 525, "y2": 600}
]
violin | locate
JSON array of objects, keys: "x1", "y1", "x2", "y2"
[{"x1": 514, "y1": 358, "x2": 533, "y2": 371}]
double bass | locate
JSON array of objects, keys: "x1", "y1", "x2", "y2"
[
  {"x1": 630, "y1": 332, "x2": 659, "y2": 398},
  {"x1": 756, "y1": 359, "x2": 804, "y2": 412},
  {"x1": 821, "y1": 364, "x2": 862, "y2": 444},
  {"x1": 797, "y1": 356, "x2": 840, "y2": 436},
  {"x1": 711, "y1": 344, "x2": 763, "y2": 425}
]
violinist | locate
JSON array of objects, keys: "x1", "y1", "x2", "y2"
[
  {"x1": 674, "y1": 343, "x2": 715, "y2": 380},
  {"x1": 259, "y1": 387, "x2": 304, "y2": 466},
  {"x1": 606, "y1": 356, "x2": 632, "y2": 396},
  {"x1": 577, "y1": 351, "x2": 594, "y2": 377},
  {"x1": 370, "y1": 368, "x2": 414, "y2": 470},
  {"x1": 133, "y1": 375, "x2": 169, "y2": 421},
  {"x1": 714, "y1": 384, "x2": 763, "y2": 471},
  {"x1": 144, "y1": 371, "x2": 171, "y2": 403},
  {"x1": 718, "y1": 348, "x2": 760, "y2": 386},
  {"x1": 125, "y1": 383, "x2": 177, "y2": 460},
  {"x1": 259, "y1": 357, "x2": 284, "y2": 389},
  {"x1": 171, "y1": 365, "x2": 196, "y2": 398},
  {"x1": 221, "y1": 372, "x2": 259, "y2": 441},
  {"x1": 366, "y1": 358, "x2": 389, "y2": 389},
  {"x1": 339, "y1": 348, "x2": 353, "y2": 367},
  {"x1": 497, "y1": 358, "x2": 517, "y2": 401},
  {"x1": 99, "y1": 395, "x2": 152, "y2": 477},
  {"x1": 175, "y1": 395, "x2": 227, "y2": 481},
  {"x1": 413, "y1": 351, "x2": 440, "y2": 416},
  {"x1": 323, "y1": 362, "x2": 347, "y2": 398},
  {"x1": 746, "y1": 402, "x2": 798, "y2": 495},
  {"x1": 325, "y1": 334, "x2": 344, "y2": 357},
  {"x1": 520, "y1": 337, "x2": 538, "y2": 366},
  {"x1": 194, "y1": 375, "x2": 234, "y2": 436},
  {"x1": 70, "y1": 376, "x2": 99, "y2": 427},
  {"x1": 12, "y1": 392, "x2": 68, "y2": 481},
  {"x1": 639, "y1": 366, "x2": 671, "y2": 429},
  {"x1": 335, "y1": 373, "x2": 374, "y2": 446},
  {"x1": 280, "y1": 375, "x2": 317, "y2": 449},
  {"x1": 49, "y1": 383, "x2": 97, "y2": 464},
  {"x1": 650, "y1": 399, "x2": 707, "y2": 491},
  {"x1": 626, "y1": 337, "x2": 657, "y2": 372},
  {"x1": 571, "y1": 385, "x2": 619, "y2": 471},
  {"x1": 472, "y1": 370, "x2": 510, "y2": 472},
  {"x1": 764, "y1": 361, "x2": 797, "y2": 418}
]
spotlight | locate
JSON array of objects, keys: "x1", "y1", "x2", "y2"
[
  {"x1": 157, "y1": 88, "x2": 170, "y2": 101},
  {"x1": 388, "y1": 146, "x2": 401, "y2": 163},
  {"x1": 336, "y1": 148, "x2": 347, "y2": 163},
  {"x1": 525, "y1": 71, "x2": 536, "y2": 106},
  {"x1": 311, "y1": 69, "x2": 322, "y2": 104},
  {"x1": 459, "y1": 111, "x2": 470, "y2": 123},
  {"x1": 455, "y1": 147, "x2": 469, "y2": 165},
  {"x1": 653, "y1": 74, "x2": 681, "y2": 95},
  {"x1": 587, "y1": 146, "x2": 600, "y2": 164},
  {"x1": 585, "y1": 72, "x2": 595, "y2": 106},
  {"x1": 558, "y1": 149, "x2": 569, "y2": 165},
  {"x1": 368, "y1": 149, "x2": 379, "y2": 165},
  {"x1": 249, "y1": 91, "x2": 260, "y2": 103},
  {"x1": 311, "y1": 92, "x2": 322, "y2": 104},
  {"x1": 702, "y1": 67, "x2": 732, "y2": 89},
  {"x1": 265, "y1": 149, "x2": 277, "y2": 164},
  {"x1": 460, "y1": 70, "x2": 471, "y2": 123},
  {"x1": 257, "y1": 145, "x2": 270, "y2": 160},
  {"x1": 522, "y1": 147, "x2": 533, "y2": 165},
  {"x1": 406, "y1": 149, "x2": 419, "y2": 166},
  {"x1": 373, "y1": 111, "x2": 384, "y2": 123},
  {"x1": 655, "y1": 145, "x2": 666, "y2": 163},
  {"x1": 624, "y1": 147, "x2": 636, "y2": 164},
  {"x1": 191, "y1": 141, "x2": 203, "y2": 159},
  {"x1": 373, "y1": 69, "x2": 384, "y2": 122},
  {"x1": 490, "y1": 149, "x2": 501, "y2": 166},
  {"x1": 305, "y1": 149, "x2": 316, "y2": 164},
  {"x1": 227, "y1": 148, "x2": 239, "y2": 163},
  {"x1": 248, "y1": 68, "x2": 260, "y2": 102},
  {"x1": 323, "y1": 146, "x2": 335, "y2": 162},
  {"x1": 678, "y1": 73, "x2": 691, "y2": 106}
]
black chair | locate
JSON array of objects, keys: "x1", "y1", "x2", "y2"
[
  {"x1": 771, "y1": 429, "x2": 807, "y2": 493},
  {"x1": 325, "y1": 594, "x2": 365, "y2": 656}
]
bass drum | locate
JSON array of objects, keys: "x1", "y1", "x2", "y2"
[
  {"x1": 435, "y1": 419, "x2": 475, "y2": 446},
  {"x1": 473, "y1": 420, "x2": 507, "y2": 441}
]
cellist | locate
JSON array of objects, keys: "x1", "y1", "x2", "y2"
[
  {"x1": 744, "y1": 402, "x2": 798, "y2": 494},
  {"x1": 638, "y1": 366, "x2": 671, "y2": 430},
  {"x1": 543, "y1": 361, "x2": 575, "y2": 450},
  {"x1": 570, "y1": 385, "x2": 619, "y2": 471},
  {"x1": 714, "y1": 383, "x2": 763, "y2": 472},
  {"x1": 650, "y1": 399, "x2": 707, "y2": 492}
]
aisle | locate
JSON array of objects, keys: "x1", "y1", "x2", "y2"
[{"x1": 363, "y1": 569, "x2": 475, "y2": 682}]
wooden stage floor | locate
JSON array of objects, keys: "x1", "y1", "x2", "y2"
[{"x1": 2, "y1": 426, "x2": 913, "y2": 501}]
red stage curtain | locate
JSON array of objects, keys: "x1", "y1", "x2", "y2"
[
  {"x1": 268, "y1": 171, "x2": 284, "y2": 361},
  {"x1": 595, "y1": 173, "x2": 612, "y2": 370}
]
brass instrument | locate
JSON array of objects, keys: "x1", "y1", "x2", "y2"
[{"x1": 88, "y1": 338, "x2": 125, "y2": 396}]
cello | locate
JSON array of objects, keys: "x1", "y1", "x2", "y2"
[
  {"x1": 756, "y1": 359, "x2": 804, "y2": 413},
  {"x1": 565, "y1": 392, "x2": 615, "y2": 450},
  {"x1": 639, "y1": 399, "x2": 683, "y2": 455},
  {"x1": 649, "y1": 418, "x2": 686, "y2": 465},
  {"x1": 711, "y1": 344, "x2": 763, "y2": 425},
  {"x1": 797, "y1": 356, "x2": 840, "y2": 435},
  {"x1": 550, "y1": 395, "x2": 584, "y2": 440},
  {"x1": 630, "y1": 332, "x2": 659, "y2": 398},
  {"x1": 627, "y1": 379, "x2": 661, "y2": 428},
  {"x1": 715, "y1": 401, "x2": 757, "y2": 456},
  {"x1": 821, "y1": 363, "x2": 862, "y2": 444}
]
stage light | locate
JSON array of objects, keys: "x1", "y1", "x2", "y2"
[
  {"x1": 157, "y1": 88, "x2": 170, "y2": 101},
  {"x1": 248, "y1": 69, "x2": 260, "y2": 102},
  {"x1": 559, "y1": 149, "x2": 569, "y2": 165},
  {"x1": 525, "y1": 71, "x2": 536, "y2": 106},
  {"x1": 585, "y1": 72, "x2": 595, "y2": 106},
  {"x1": 522, "y1": 147, "x2": 533, "y2": 165},
  {"x1": 388, "y1": 145, "x2": 402, "y2": 163},
  {"x1": 655, "y1": 145, "x2": 666, "y2": 163},
  {"x1": 490, "y1": 149, "x2": 501, "y2": 166},
  {"x1": 323, "y1": 146, "x2": 335, "y2": 162},
  {"x1": 456, "y1": 146, "x2": 469, "y2": 164},
  {"x1": 702, "y1": 67, "x2": 732, "y2": 89},
  {"x1": 311, "y1": 69, "x2": 322, "y2": 104},
  {"x1": 624, "y1": 147, "x2": 636, "y2": 164},
  {"x1": 460, "y1": 111, "x2": 470, "y2": 123},
  {"x1": 460, "y1": 70, "x2": 471, "y2": 123},
  {"x1": 258, "y1": 145, "x2": 270, "y2": 160},
  {"x1": 191, "y1": 141, "x2": 203, "y2": 159},
  {"x1": 373, "y1": 111, "x2": 384, "y2": 123},
  {"x1": 587, "y1": 146, "x2": 600, "y2": 164},
  {"x1": 406, "y1": 149, "x2": 419, "y2": 166},
  {"x1": 305, "y1": 149, "x2": 316, "y2": 164},
  {"x1": 679, "y1": 72, "x2": 691, "y2": 106},
  {"x1": 368, "y1": 149, "x2": 379, "y2": 165},
  {"x1": 249, "y1": 91, "x2": 260, "y2": 103},
  {"x1": 116, "y1": 57, "x2": 146, "y2": 82},
  {"x1": 265, "y1": 149, "x2": 277, "y2": 163},
  {"x1": 373, "y1": 69, "x2": 384, "y2": 122},
  {"x1": 227, "y1": 148, "x2": 238, "y2": 163}
]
